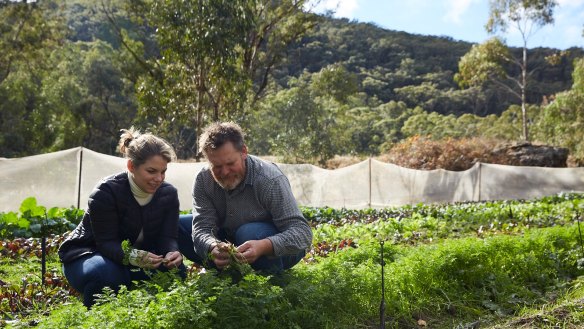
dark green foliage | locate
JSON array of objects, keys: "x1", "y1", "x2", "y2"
[
  {"x1": 283, "y1": 17, "x2": 582, "y2": 116},
  {"x1": 23, "y1": 224, "x2": 584, "y2": 329},
  {"x1": 0, "y1": 197, "x2": 82, "y2": 239},
  {"x1": 3, "y1": 193, "x2": 584, "y2": 328},
  {"x1": 2, "y1": 0, "x2": 583, "y2": 158},
  {"x1": 302, "y1": 192, "x2": 584, "y2": 227},
  {"x1": 532, "y1": 57, "x2": 584, "y2": 164},
  {"x1": 2, "y1": 193, "x2": 582, "y2": 240},
  {"x1": 247, "y1": 67, "x2": 356, "y2": 163},
  {"x1": 0, "y1": 0, "x2": 67, "y2": 157}
]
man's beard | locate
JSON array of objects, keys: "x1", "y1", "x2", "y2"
[{"x1": 214, "y1": 173, "x2": 244, "y2": 190}]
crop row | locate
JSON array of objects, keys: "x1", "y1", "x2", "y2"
[{"x1": 2, "y1": 192, "x2": 584, "y2": 239}]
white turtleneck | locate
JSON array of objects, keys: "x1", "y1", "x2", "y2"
[{"x1": 128, "y1": 172, "x2": 154, "y2": 206}]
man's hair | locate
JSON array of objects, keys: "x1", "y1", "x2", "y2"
[{"x1": 199, "y1": 121, "x2": 245, "y2": 157}]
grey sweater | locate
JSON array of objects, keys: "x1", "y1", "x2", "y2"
[{"x1": 191, "y1": 155, "x2": 312, "y2": 260}]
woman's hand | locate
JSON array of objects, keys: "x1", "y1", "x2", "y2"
[
  {"x1": 128, "y1": 249, "x2": 163, "y2": 269},
  {"x1": 163, "y1": 251, "x2": 183, "y2": 268}
]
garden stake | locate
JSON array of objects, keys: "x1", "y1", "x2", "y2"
[
  {"x1": 577, "y1": 209, "x2": 584, "y2": 259},
  {"x1": 41, "y1": 211, "x2": 47, "y2": 285},
  {"x1": 380, "y1": 240, "x2": 385, "y2": 329},
  {"x1": 41, "y1": 236, "x2": 46, "y2": 285}
]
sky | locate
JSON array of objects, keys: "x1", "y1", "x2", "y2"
[{"x1": 310, "y1": 0, "x2": 584, "y2": 50}]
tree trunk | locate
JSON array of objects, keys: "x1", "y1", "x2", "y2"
[
  {"x1": 195, "y1": 66, "x2": 204, "y2": 161},
  {"x1": 521, "y1": 41, "x2": 529, "y2": 141}
]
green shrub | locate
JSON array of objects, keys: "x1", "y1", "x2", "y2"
[{"x1": 4, "y1": 194, "x2": 584, "y2": 328}]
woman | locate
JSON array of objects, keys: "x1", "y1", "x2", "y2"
[{"x1": 58, "y1": 128, "x2": 184, "y2": 308}]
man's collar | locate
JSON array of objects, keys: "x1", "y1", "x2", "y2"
[{"x1": 243, "y1": 155, "x2": 255, "y2": 187}]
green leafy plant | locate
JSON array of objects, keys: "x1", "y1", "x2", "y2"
[
  {"x1": 121, "y1": 239, "x2": 133, "y2": 266},
  {"x1": 209, "y1": 242, "x2": 253, "y2": 283},
  {"x1": 0, "y1": 198, "x2": 83, "y2": 239},
  {"x1": 4, "y1": 194, "x2": 584, "y2": 328}
]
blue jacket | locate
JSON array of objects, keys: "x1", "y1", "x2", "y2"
[{"x1": 58, "y1": 172, "x2": 180, "y2": 264}]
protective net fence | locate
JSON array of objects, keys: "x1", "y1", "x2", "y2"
[{"x1": 2, "y1": 147, "x2": 584, "y2": 212}]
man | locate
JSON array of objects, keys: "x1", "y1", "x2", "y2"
[{"x1": 178, "y1": 121, "x2": 312, "y2": 273}]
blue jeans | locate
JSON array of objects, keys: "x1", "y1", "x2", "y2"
[
  {"x1": 63, "y1": 252, "x2": 186, "y2": 308},
  {"x1": 178, "y1": 214, "x2": 305, "y2": 273}
]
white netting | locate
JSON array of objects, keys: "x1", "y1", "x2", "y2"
[
  {"x1": 0, "y1": 148, "x2": 79, "y2": 210},
  {"x1": 2, "y1": 147, "x2": 584, "y2": 212},
  {"x1": 369, "y1": 160, "x2": 481, "y2": 206},
  {"x1": 78, "y1": 148, "x2": 207, "y2": 211},
  {"x1": 279, "y1": 160, "x2": 371, "y2": 208},
  {"x1": 478, "y1": 163, "x2": 584, "y2": 201}
]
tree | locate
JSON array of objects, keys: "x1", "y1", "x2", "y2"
[
  {"x1": 40, "y1": 40, "x2": 139, "y2": 154},
  {"x1": 401, "y1": 110, "x2": 459, "y2": 140},
  {"x1": 110, "y1": 0, "x2": 319, "y2": 158},
  {"x1": 483, "y1": 0, "x2": 558, "y2": 141},
  {"x1": 0, "y1": 0, "x2": 65, "y2": 85},
  {"x1": 310, "y1": 64, "x2": 358, "y2": 103},
  {"x1": 117, "y1": 0, "x2": 255, "y2": 157},
  {"x1": 248, "y1": 65, "x2": 357, "y2": 164},
  {"x1": 533, "y1": 58, "x2": 584, "y2": 164},
  {"x1": 250, "y1": 79, "x2": 333, "y2": 164},
  {"x1": 348, "y1": 101, "x2": 416, "y2": 154},
  {"x1": 0, "y1": 0, "x2": 66, "y2": 156}
]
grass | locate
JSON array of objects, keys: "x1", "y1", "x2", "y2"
[
  {"x1": 485, "y1": 276, "x2": 584, "y2": 328},
  {"x1": 5, "y1": 225, "x2": 580, "y2": 328},
  {"x1": 2, "y1": 194, "x2": 584, "y2": 328}
]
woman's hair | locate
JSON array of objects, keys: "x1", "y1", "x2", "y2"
[
  {"x1": 198, "y1": 121, "x2": 245, "y2": 157},
  {"x1": 118, "y1": 127, "x2": 176, "y2": 167}
]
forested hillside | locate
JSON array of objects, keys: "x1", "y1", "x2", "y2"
[
  {"x1": 2, "y1": 0, "x2": 584, "y2": 166},
  {"x1": 283, "y1": 17, "x2": 583, "y2": 116}
]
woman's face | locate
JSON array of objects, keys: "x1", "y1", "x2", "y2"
[{"x1": 127, "y1": 155, "x2": 168, "y2": 194}]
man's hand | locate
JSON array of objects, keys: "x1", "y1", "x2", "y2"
[
  {"x1": 128, "y1": 249, "x2": 163, "y2": 269},
  {"x1": 210, "y1": 242, "x2": 233, "y2": 269},
  {"x1": 162, "y1": 251, "x2": 183, "y2": 268},
  {"x1": 236, "y1": 239, "x2": 273, "y2": 264}
]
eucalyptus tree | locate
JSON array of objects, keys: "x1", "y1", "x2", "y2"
[
  {"x1": 108, "y1": 0, "x2": 319, "y2": 158},
  {"x1": 346, "y1": 101, "x2": 416, "y2": 154},
  {"x1": 455, "y1": 37, "x2": 516, "y2": 120},
  {"x1": 533, "y1": 58, "x2": 584, "y2": 163},
  {"x1": 456, "y1": 0, "x2": 557, "y2": 142},
  {"x1": 0, "y1": 0, "x2": 65, "y2": 84},
  {"x1": 0, "y1": 0, "x2": 66, "y2": 156},
  {"x1": 40, "y1": 40, "x2": 138, "y2": 154},
  {"x1": 401, "y1": 110, "x2": 461, "y2": 140},
  {"x1": 248, "y1": 64, "x2": 357, "y2": 164}
]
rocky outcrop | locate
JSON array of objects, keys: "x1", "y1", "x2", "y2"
[{"x1": 491, "y1": 142, "x2": 569, "y2": 167}]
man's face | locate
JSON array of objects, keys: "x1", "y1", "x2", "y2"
[{"x1": 207, "y1": 142, "x2": 247, "y2": 190}]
